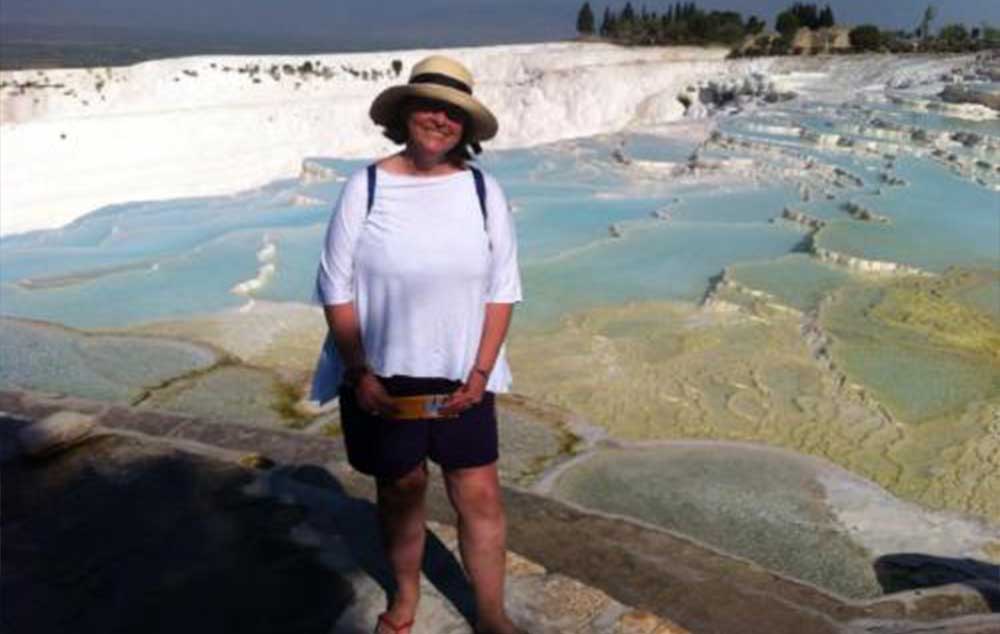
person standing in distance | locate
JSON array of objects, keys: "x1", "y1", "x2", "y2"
[{"x1": 313, "y1": 55, "x2": 524, "y2": 634}]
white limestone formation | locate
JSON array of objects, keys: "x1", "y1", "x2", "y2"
[{"x1": 0, "y1": 45, "x2": 978, "y2": 236}]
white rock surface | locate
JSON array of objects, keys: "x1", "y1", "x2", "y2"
[{"x1": 0, "y1": 45, "x2": 976, "y2": 236}]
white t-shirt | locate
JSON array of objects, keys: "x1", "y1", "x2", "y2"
[{"x1": 311, "y1": 165, "x2": 522, "y2": 402}]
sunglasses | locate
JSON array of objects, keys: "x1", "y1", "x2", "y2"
[{"x1": 408, "y1": 98, "x2": 467, "y2": 124}]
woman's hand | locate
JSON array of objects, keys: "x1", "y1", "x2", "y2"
[
  {"x1": 439, "y1": 369, "x2": 487, "y2": 417},
  {"x1": 354, "y1": 372, "x2": 400, "y2": 418}
]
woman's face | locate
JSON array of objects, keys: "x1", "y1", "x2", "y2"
[{"x1": 405, "y1": 98, "x2": 466, "y2": 158}]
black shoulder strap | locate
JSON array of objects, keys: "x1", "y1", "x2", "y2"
[
  {"x1": 366, "y1": 163, "x2": 377, "y2": 216},
  {"x1": 470, "y1": 166, "x2": 487, "y2": 229}
]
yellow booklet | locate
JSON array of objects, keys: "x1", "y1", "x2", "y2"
[{"x1": 387, "y1": 394, "x2": 457, "y2": 420}]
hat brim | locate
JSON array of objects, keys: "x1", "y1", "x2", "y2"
[{"x1": 370, "y1": 84, "x2": 498, "y2": 142}]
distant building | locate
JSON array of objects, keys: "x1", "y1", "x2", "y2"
[
  {"x1": 790, "y1": 26, "x2": 851, "y2": 54},
  {"x1": 738, "y1": 26, "x2": 854, "y2": 56},
  {"x1": 893, "y1": 35, "x2": 921, "y2": 52}
]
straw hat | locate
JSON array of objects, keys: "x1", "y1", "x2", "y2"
[{"x1": 370, "y1": 55, "x2": 498, "y2": 142}]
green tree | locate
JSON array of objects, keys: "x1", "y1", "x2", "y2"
[
  {"x1": 715, "y1": 21, "x2": 746, "y2": 44},
  {"x1": 770, "y1": 36, "x2": 791, "y2": 54},
  {"x1": 622, "y1": 2, "x2": 636, "y2": 23},
  {"x1": 577, "y1": 2, "x2": 596, "y2": 34},
  {"x1": 775, "y1": 10, "x2": 801, "y2": 38},
  {"x1": 600, "y1": 7, "x2": 613, "y2": 36},
  {"x1": 818, "y1": 5, "x2": 835, "y2": 28},
  {"x1": 783, "y1": 3, "x2": 821, "y2": 29},
  {"x1": 919, "y1": 5, "x2": 937, "y2": 41},
  {"x1": 689, "y1": 10, "x2": 709, "y2": 40},
  {"x1": 614, "y1": 2, "x2": 636, "y2": 40},
  {"x1": 938, "y1": 23, "x2": 969, "y2": 43},
  {"x1": 983, "y1": 23, "x2": 1000, "y2": 46},
  {"x1": 849, "y1": 24, "x2": 882, "y2": 51},
  {"x1": 596, "y1": 1, "x2": 764, "y2": 47}
]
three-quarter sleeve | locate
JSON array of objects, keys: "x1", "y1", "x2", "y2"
[
  {"x1": 483, "y1": 174, "x2": 522, "y2": 303},
  {"x1": 315, "y1": 171, "x2": 367, "y2": 305}
]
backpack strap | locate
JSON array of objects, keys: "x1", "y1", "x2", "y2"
[
  {"x1": 470, "y1": 166, "x2": 487, "y2": 229},
  {"x1": 366, "y1": 163, "x2": 377, "y2": 216}
]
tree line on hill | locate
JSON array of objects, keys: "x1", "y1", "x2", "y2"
[
  {"x1": 576, "y1": 2, "x2": 765, "y2": 46},
  {"x1": 846, "y1": 10, "x2": 999, "y2": 54},
  {"x1": 576, "y1": 2, "x2": 998, "y2": 54},
  {"x1": 774, "y1": 3, "x2": 834, "y2": 36}
]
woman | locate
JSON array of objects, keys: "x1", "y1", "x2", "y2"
[{"x1": 313, "y1": 56, "x2": 523, "y2": 634}]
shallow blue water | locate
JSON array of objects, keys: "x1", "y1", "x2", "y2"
[
  {"x1": 1, "y1": 97, "x2": 996, "y2": 332},
  {"x1": 818, "y1": 157, "x2": 999, "y2": 271}
]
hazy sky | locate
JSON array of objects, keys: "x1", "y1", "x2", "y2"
[{"x1": 2, "y1": 1, "x2": 997, "y2": 50}]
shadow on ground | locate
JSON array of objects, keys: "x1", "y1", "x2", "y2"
[
  {"x1": 0, "y1": 426, "x2": 476, "y2": 634},
  {"x1": 875, "y1": 553, "x2": 1000, "y2": 612}
]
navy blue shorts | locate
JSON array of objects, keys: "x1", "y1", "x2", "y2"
[{"x1": 339, "y1": 375, "x2": 498, "y2": 480}]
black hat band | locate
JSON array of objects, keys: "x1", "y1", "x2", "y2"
[{"x1": 410, "y1": 72, "x2": 472, "y2": 95}]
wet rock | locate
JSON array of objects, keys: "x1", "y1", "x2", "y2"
[
  {"x1": 871, "y1": 118, "x2": 902, "y2": 131},
  {"x1": 844, "y1": 202, "x2": 890, "y2": 223},
  {"x1": 686, "y1": 74, "x2": 793, "y2": 114},
  {"x1": 950, "y1": 131, "x2": 982, "y2": 148},
  {"x1": 813, "y1": 247, "x2": 929, "y2": 276},
  {"x1": 782, "y1": 207, "x2": 826, "y2": 230},
  {"x1": 940, "y1": 85, "x2": 1000, "y2": 112},
  {"x1": 299, "y1": 159, "x2": 339, "y2": 184}
]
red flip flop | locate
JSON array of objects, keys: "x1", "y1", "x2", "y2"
[{"x1": 375, "y1": 612, "x2": 415, "y2": 634}]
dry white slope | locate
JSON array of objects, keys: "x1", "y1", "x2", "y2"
[
  {"x1": 0, "y1": 42, "x2": 968, "y2": 236},
  {"x1": 0, "y1": 43, "x2": 777, "y2": 236}
]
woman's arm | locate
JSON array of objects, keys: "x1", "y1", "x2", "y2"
[
  {"x1": 440, "y1": 302, "x2": 514, "y2": 415},
  {"x1": 325, "y1": 302, "x2": 398, "y2": 416},
  {"x1": 316, "y1": 171, "x2": 400, "y2": 416},
  {"x1": 473, "y1": 302, "x2": 514, "y2": 379},
  {"x1": 324, "y1": 303, "x2": 367, "y2": 371}
]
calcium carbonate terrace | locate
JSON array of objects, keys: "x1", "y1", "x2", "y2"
[{"x1": 1, "y1": 43, "x2": 998, "y2": 601}]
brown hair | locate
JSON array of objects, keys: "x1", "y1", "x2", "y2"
[{"x1": 381, "y1": 98, "x2": 482, "y2": 167}]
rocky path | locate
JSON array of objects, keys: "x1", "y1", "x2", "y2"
[{"x1": 2, "y1": 389, "x2": 996, "y2": 634}]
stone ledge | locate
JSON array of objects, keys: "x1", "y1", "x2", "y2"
[{"x1": 2, "y1": 388, "x2": 995, "y2": 634}]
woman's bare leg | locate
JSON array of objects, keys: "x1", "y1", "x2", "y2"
[
  {"x1": 376, "y1": 462, "x2": 429, "y2": 630},
  {"x1": 443, "y1": 462, "x2": 522, "y2": 634}
]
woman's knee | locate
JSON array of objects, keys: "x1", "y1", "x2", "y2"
[
  {"x1": 378, "y1": 463, "x2": 429, "y2": 500},
  {"x1": 447, "y1": 470, "x2": 504, "y2": 521}
]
